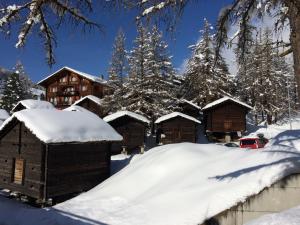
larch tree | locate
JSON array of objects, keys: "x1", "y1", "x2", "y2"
[{"x1": 108, "y1": 28, "x2": 127, "y2": 86}]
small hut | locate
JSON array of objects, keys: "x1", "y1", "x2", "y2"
[
  {"x1": 73, "y1": 95, "x2": 104, "y2": 117},
  {"x1": 0, "y1": 109, "x2": 9, "y2": 125},
  {"x1": 103, "y1": 111, "x2": 150, "y2": 154},
  {"x1": 11, "y1": 99, "x2": 55, "y2": 113},
  {"x1": 202, "y1": 96, "x2": 252, "y2": 142},
  {"x1": 155, "y1": 112, "x2": 201, "y2": 145},
  {"x1": 0, "y1": 109, "x2": 122, "y2": 204},
  {"x1": 179, "y1": 99, "x2": 201, "y2": 119}
]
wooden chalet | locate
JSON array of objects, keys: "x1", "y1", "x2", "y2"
[
  {"x1": 38, "y1": 66, "x2": 114, "y2": 109},
  {"x1": 73, "y1": 95, "x2": 104, "y2": 117},
  {"x1": 0, "y1": 109, "x2": 122, "y2": 204},
  {"x1": 179, "y1": 99, "x2": 201, "y2": 119},
  {"x1": 202, "y1": 96, "x2": 252, "y2": 142},
  {"x1": 155, "y1": 112, "x2": 201, "y2": 145},
  {"x1": 11, "y1": 99, "x2": 55, "y2": 113},
  {"x1": 103, "y1": 111, "x2": 150, "y2": 154}
]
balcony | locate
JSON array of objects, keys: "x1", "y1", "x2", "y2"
[{"x1": 57, "y1": 90, "x2": 79, "y2": 96}]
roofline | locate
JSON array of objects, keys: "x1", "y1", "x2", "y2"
[
  {"x1": 37, "y1": 66, "x2": 109, "y2": 87},
  {"x1": 103, "y1": 111, "x2": 150, "y2": 124},
  {"x1": 155, "y1": 112, "x2": 201, "y2": 124},
  {"x1": 202, "y1": 97, "x2": 253, "y2": 111},
  {"x1": 73, "y1": 95, "x2": 102, "y2": 106}
]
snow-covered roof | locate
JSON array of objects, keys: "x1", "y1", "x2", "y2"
[
  {"x1": 63, "y1": 105, "x2": 92, "y2": 113},
  {"x1": 155, "y1": 112, "x2": 201, "y2": 124},
  {"x1": 0, "y1": 109, "x2": 122, "y2": 143},
  {"x1": 0, "y1": 109, "x2": 9, "y2": 121},
  {"x1": 182, "y1": 99, "x2": 201, "y2": 110},
  {"x1": 38, "y1": 66, "x2": 107, "y2": 85},
  {"x1": 202, "y1": 96, "x2": 253, "y2": 110},
  {"x1": 11, "y1": 99, "x2": 55, "y2": 112},
  {"x1": 30, "y1": 88, "x2": 45, "y2": 96},
  {"x1": 73, "y1": 95, "x2": 103, "y2": 107},
  {"x1": 103, "y1": 111, "x2": 150, "y2": 124}
]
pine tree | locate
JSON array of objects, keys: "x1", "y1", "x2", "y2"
[
  {"x1": 108, "y1": 29, "x2": 127, "y2": 86},
  {"x1": 0, "y1": 72, "x2": 27, "y2": 111},
  {"x1": 183, "y1": 19, "x2": 233, "y2": 107},
  {"x1": 13, "y1": 60, "x2": 33, "y2": 98}
]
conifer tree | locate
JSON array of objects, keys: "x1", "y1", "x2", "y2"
[
  {"x1": 183, "y1": 19, "x2": 233, "y2": 107},
  {"x1": 13, "y1": 60, "x2": 33, "y2": 98},
  {"x1": 108, "y1": 29, "x2": 127, "y2": 86},
  {"x1": 0, "y1": 72, "x2": 27, "y2": 111}
]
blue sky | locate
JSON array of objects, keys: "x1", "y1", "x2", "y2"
[{"x1": 0, "y1": 0, "x2": 233, "y2": 82}]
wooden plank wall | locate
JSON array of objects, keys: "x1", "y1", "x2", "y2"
[
  {"x1": 0, "y1": 122, "x2": 45, "y2": 199},
  {"x1": 109, "y1": 117, "x2": 146, "y2": 154},
  {"x1": 46, "y1": 142, "x2": 111, "y2": 199},
  {"x1": 158, "y1": 118, "x2": 197, "y2": 144},
  {"x1": 205, "y1": 102, "x2": 247, "y2": 132}
]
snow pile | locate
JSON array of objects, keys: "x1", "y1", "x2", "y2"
[
  {"x1": 0, "y1": 109, "x2": 9, "y2": 121},
  {"x1": 38, "y1": 66, "x2": 107, "y2": 85},
  {"x1": 202, "y1": 96, "x2": 253, "y2": 110},
  {"x1": 12, "y1": 99, "x2": 55, "y2": 112},
  {"x1": 52, "y1": 142, "x2": 300, "y2": 225},
  {"x1": 104, "y1": 110, "x2": 150, "y2": 124},
  {"x1": 0, "y1": 109, "x2": 122, "y2": 143},
  {"x1": 73, "y1": 95, "x2": 103, "y2": 106},
  {"x1": 155, "y1": 112, "x2": 201, "y2": 124},
  {"x1": 245, "y1": 205, "x2": 300, "y2": 225}
]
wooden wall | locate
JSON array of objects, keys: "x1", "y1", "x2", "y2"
[
  {"x1": 43, "y1": 69, "x2": 113, "y2": 109},
  {"x1": 0, "y1": 121, "x2": 45, "y2": 199},
  {"x1": 157, "y1": 117, "x2": 197, "y2": 145},
  {"x1": 76, "y1": 99, "x2": 104, "y2": 117},
  {"x1": 45, "y1": 142, "x2": 111, "y2": 199},
  {"x1": 108, "y1": 117, "x2": 147, "y2": 154},
  {"x1": 204, "y1": 102, "x2": 247, "y2": 133}
]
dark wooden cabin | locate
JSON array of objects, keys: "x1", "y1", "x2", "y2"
[
  {"x1": 202, "y1": 97, "x2": 252, "y2": 142},
  {"x1": 155, "y1": 112, "x2": 201, "y2": 145},
  {"x1": 0, "y1": 109, "x2": 122, "y2": 204},
  {"x1": 73, "y1": 95, "x2": 104, "y2": 117},
  {"x1": 179, "y1": 99, "x2": 201, "y2": 119},
  {"x1": 38, "y1": 66, "x2": 114, "y2": 109},
  {"x1": 103, "y1": 111, "x2": 150, "y2": 154},
  {"x1": 11, "y1": 99, "x2": 55, "y2": 113}
]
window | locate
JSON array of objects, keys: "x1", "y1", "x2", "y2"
[
  {"x1": 13, "y1": 158, "x2": 25, "y2": 184},
  {"x1": 60, "y1": 76, "x2": 68, "y2": 83},
  {"x1": 51, "y1": 87, "x2": 57, "y2": 93},
  {"x1": 70, "y1": 76, "x2": 77, "y2": 82},
  {"x1": 82, "y1": 85, "x2": 88, "y2": 91},
  {"x1": 64, "y1": 97, "x2": 69, "y2": 103}
]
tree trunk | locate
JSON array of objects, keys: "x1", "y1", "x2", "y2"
[{"x1": 288, "y1": 4, "x2": 300, "y2": 105}]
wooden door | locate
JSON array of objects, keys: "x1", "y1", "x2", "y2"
[
  {"x1": 224, "y1": 120, "x2": 232, "y2": 131},
  {"x1": 13, "y1": 158, "x2": 24, "y2": 184}
]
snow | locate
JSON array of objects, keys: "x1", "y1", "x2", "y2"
[
  {"x1": 30, "y1": 88, "x2": 45, "y2": 96},
  {"x1": 245, "y1": 205, "x2": 300, "y2": 225},
  {"x1": 0, "y1": 109, "x2": 122, "y2": 143},
  {"x1": 73, "y1": 95, "x2": 103, "y2": 106},
  {"x1": 155, "y1": 112, "x2": 201, "y2": 124},
  {"x1": 63, "y1": 105, "x2": 93, "y2": 113},
  {"x1": 202, "y1": 96, "x2": 253, "y2": 110},
  {"x1": 103, "y1": 110, "x2": 150, "y2": 124},
  {"x1": 38, "y1": 66, "x2": 108, "y2": 85},
  {"x1": 0, "y1": 109, "x2": 9, "y2": 121},
  {"x1": 11, "y1": 99, "x2": 55, "y2": 112},
  {"x1": 182, "y1": 99, "x2": 201, "y2": 110}
]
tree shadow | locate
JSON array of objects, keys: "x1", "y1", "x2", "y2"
[{"x1": 110, "y1": 154, "x2": 134, "y2": 175}]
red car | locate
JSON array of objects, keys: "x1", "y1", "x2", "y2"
[{"x1": 239, "y1": 137, "x2": 268, "y2": 149}]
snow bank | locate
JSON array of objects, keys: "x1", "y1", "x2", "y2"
[
  {"x1": 12, "y1": 99, "x2": 55, "y2": 112},
  {"x1": 73, "y1": 95, "x2": 103, "y2": 106},
  {"x1": 53, "y1": 142, "x2": 300, "y2": 225},
  {"x1": 245, "y1": 205, "x2": 300, "y2": 225},
  {"x1": 155, "y1": 112, "x2": 201, "y2": 124},
  {"x1": 104, "y1": 111, "x2": 150, "y2": 124},
  {"x1": 202, "y1": 96, "x2": 252, "y2": 110},
  {"x1": 0, "y1": 109, "x2": 122, "y2": 143}
]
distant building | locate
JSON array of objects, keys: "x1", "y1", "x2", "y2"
[
  {"x1": 155, "y1": 112, "x2": 201, "y2": 144},
  {"x1": 202, "y1": 96, "x2": 252, "y2": 142},
  {"x1": 38, "y1": 66, "x2": 114, "y2": 109},
  {"x1": 73, "y1": 95, "x2": 104, "y2": 117},
  {"x1": 104, "y1": 111, "x2": 150, "y2": 154}
]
